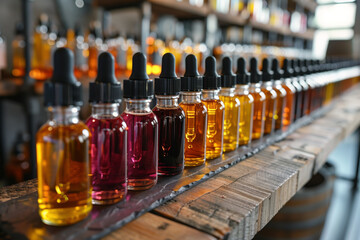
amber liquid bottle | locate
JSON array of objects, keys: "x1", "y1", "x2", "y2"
[
  {"x1": 36, "y1": 48, "x2": 91, "y2": 226},
  {"x1": 297, "y1": 59, "x2": 310, "y2": 117},
  {"x1": 291, "y1": 59, "x2": 303, "y2": 121},
  {"x1": 180, "y1": 54, "x2": 207, "y2": 166},
  {"x1": 271, "y1": 59, "x2": 287, "y2": 131},
  {"x1": 87, "y1": 28, "x2": 103, "y2": 78},
  {"x1": 153, "y1": 53, "x2": 185, "y2": 175},
  {"x1": 249, "y1": 57, "x2": 266, "y2": 140},
  {"x1": 261, "y1": 58, "x2": 278, "y2": 135},
  {"x1": 235, "y1": 57, "x2": 254, "y2": 146},
  {"x1": 201, "y1": 56, "x2": 224, "y2": 159},
  {"x1": 219, "y1": 57, "x2": 240, "y2": 152},
  {"x1": 12, "y1": 23, "x2": 25, "y2": 77},
  {"x1": 281, "y1": 59, "x2": 296, "y2": 130}
]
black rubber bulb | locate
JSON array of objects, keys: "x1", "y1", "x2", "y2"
[
  {"x1": 130, "y1": 52, "x2": 149, "y2": 80},
  {"x1": 237, "y1": 57, "x2": 247, "y2": 75},
  {"x1": 250, "y1": 57, "x2": 261, "y2": 83},
  {"x1": 221, "y1": 56, "x2": 233, "y2": 76},
  {"x1": 221, "y1": 56, "x2": 236, "y2": 87},
  {"x1": 160, "y1": 53, "x2": 177, "y2": 79},
  {"x1": 236, "y1": 57, "x2": 250, "y2": 85},
  {"x1": 96, "y1": 52, "x2": 117, "y2": 84},
  {"x1": 282, "y1": 59, "x2": 293, "y2": 78},
  {"x1": 51, "y1": 47, "x2": 77, "y2": 84},
  {"x1": 204, "y1": 56, "x2": 218, "y2": 78},
  {"x1": 184, "y1": 54, "x2": 199, "y2": 77},
  {"x1": 262, "y1": 58, "x2": 273, "y2": 82}
]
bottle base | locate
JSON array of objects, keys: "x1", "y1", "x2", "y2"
[
  {"x1": 252, "y1": 132, "x2": 263, "y2": 140},
  {"x1": 92, "y1": 190, "x2": 126, "y2": 205},
  {"x1": 223, "y1": 143, "x2": 238, "y2": 153},
  {"x1": 158, "y1": 167, "x2": 184, "y2": 176},
  {"x1": 128, "y1": 179, "x2": 157, "y2": 190},
  {"x1": 206, "y1": 152, "x2": 222, "y2": 160},
  {"x1": 39, "y1": 203, "x2": 92, "y2": 226},
  {"x1": 185, "y1": 157, "x2": 205, "y2": 167}
]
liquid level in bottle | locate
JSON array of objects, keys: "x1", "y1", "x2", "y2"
[
  {"x1": 236, "y1": 94, "x2": 254, "y2": 146},
  {"x1": 36, "y1": 123, "x2": 92, "y2": 226},
  {"x1": 282, "y1": 83, "x2": 296, "y2": 130},
  {"x1": 201, "y1": 99, "x2": 224, "y2": 159},
  {"x1": 262, "y1": 87, "x2": 277, "y2": 135},
  {"x1": 251, "y1": 90, "x2": 266, "y2": 140},
  {"x1": 179, "y1": 102, "x2": 207, "y2": 167},
  {"x1": 153, "y1": 107, "x2": 185, "y2": 175},
  {"x1": 121, "y1": 112, "x2": 158, "y2": 190},
  {"x1": 86, "y1": 116, "x2": 127, "y2": 205},
  {"x1": 219, "y1": 95, "x2": 240, "y2": 152}
]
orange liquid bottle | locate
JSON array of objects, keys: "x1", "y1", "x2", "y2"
[
  {"x1": 297, "y1": 59, "x2": 310, "y2": 117},
  {"x1": 291, "y1": 59, "x2": 303, "y2": 121},
  {"x1": 271, "y1": 59, "x2": 287, "y2": 131},
  {"x1": 201, "y1": 56, "x2": 224, "y2": 159},
  {"x1": 180, "y1": 54, "x2": 207, "y2": 166},
  {"x1": 219, "y1": 57, "x2": 240, "y2": 152},
  {"x1": 249, "y1": 57, "x2": 266, "y2": 140},
  {"x1": 235, "y1": 57, "x2": 254, "y2": 146},
  {"x1": 281, "y1": 59, "x2": 296, "y2": 130},
  {"x1": 261, "y1": 58, "x2": 277, "y2": 135},
  {"x1": 87, "y1": 26, "x2": 103, "y2": 78},
  {"x1": 12, "y1": 23, "x2": 25, "y2": 77}
]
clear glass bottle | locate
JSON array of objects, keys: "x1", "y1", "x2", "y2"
[
  {"x1": 36, "y1": 48, "x2": 91, "y2": 226},
  {"x1": 219, "y1": 57, "x2": 240, "y2": 152},
  {"x1": 121, "y1": 52, "x2": 158, "y2": 190},
  {"x1": 271, "y1": 59, "x2": 287, "y2": 131},
  {"x1": 290, "y1": 59, "x2": 303, "y2": 121},
  {"x1": 281, "y1": 59, "x2": 296, "y2": 130},
  {"x1": 86, "y1": 52, "x2": 127, "y2": 204},
  {"x1": 201, "y1": 56, "x2": 224, "y2": 159},
  {"x1": 249, "y1": 57, "x2": 266, "y2": 140},
  {"x1": 261, "y1": 58, "x2": 278, "y2": 135},
  {"x1": 235, "y1": 57, "x2": 254, "y2": 146},
  {"x1": 180, "y1": 54, "x2": 207, "y2": 166},
  {"x1": 153, "y1": 53, "x2": 185, "y2": 175}
]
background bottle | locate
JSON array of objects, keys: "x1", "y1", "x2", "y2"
[
  {"x1": 249, "y1": 57, "x2": 266, "y2": 140},
  {"x1": 180, "y1": 54, "x2": 207, "y2": 167},
  {"x1": 261, "y1": 58, "x2": 277, "y2": 135},
  {"x1": 12, "y1": 23, "x2": 25, "y2": 77},
  {"x1": 153, "y1": 53, "x2": 185, "y2": 175},
  {"x1": 36, "y1": 48, "x2": 91, "y2": 226},
  {"x1": 86, "y1": 52, "x2": 127, "y2": 204},
  {"x1": 235, "y1": 57, "x2": 254, "y2": 146},
  {"x1": 298, "y1": 59, "x2": 310, "y2": 117},
  {"x1": 219, "y1": 57, "x2": 240, "y2": 152},
  {"x1": 271, "y1": 59, "x2": 287, "y2": 131},
  {"x1": 201, "y1": 56, "x2": 224, "y2": 159},
  {"x1": 281, "y1": 59, "x2": 296, "y2": 130},
  {"x1": 121, "y1": 52, "x2": 158, "y2": 190},
  {"x1": 291, "y1": 59, "x2": 303, "y2": 121}
]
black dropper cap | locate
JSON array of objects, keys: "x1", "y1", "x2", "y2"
[
  {"x1": 299, "y1": 59, "x2": 307, "y2": 76},
  {"x1": 181, "y1": 54, "x2": 202, "y2": 92},
  {"x1": 89, "y1": 52, "x2": 122, "y2": 103},
  {"x1": 291, "y1": 59, "x2": 300, "y2": 77},
  {"x1": 123, "y1": 52, "x2": 153, "y2": 99},
  {"x1": 44, "y1": 48, "x2": 82, "y2": 106},
  {"x1": 154, "y1": 53, "x2": 181, "y2": 95},
  {"x1": 262, "y1": 58, "x2": 273, "y2": 82},
  {"x1": 282, "y1": 59, "x2": 294, "y2": 78},
  {"x1": 221, "y1": 57, "x2": 236, "y2": 88},
  {"x1": 250, "y1": 57, "x2": 262, "y2": 83},
  {"x1": 236, "y1": 57, "x2": 250, "y2": 85},
  {"x1": 203, "y1": 56, "x2": 221, "y2": 90},
  {"x1": 14, "y1": 22, "x2": 24, "y2": 35},
  {"x1": 272, "y1": 58, "x2": 284, "y2": 80}
]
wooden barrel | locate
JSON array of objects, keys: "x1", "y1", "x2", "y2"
[{"x1": 255, "y1": 162, "x2": 335, "y2": 240}]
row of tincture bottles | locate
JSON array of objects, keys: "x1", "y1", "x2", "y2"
[{"x1": 36, "y1": 47, "x2": 358, "y2": 226}]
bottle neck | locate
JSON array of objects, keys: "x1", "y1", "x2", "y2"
[
  {"x1": 262, "y1": 81, "x2": 273, "y2": 88},
  {"x1": 202, "y1": 89, "x2": 220, "y2": 100},
  {"x1": 250, "y1": 82, "x2": 262, "y2": 91},
  {"x1": 219, "y1": 87, "x2": 235, "y2": 96},
  {"x1": 47, "y1": 106, "x2": 80, "y2": 125},
  {"x1": 235, "y1": 84, "x2": 249, "y2": 95},
  {"x1": 180, "y1": 91, "x2": 201, "y2": 103},
  {"x1": 124, "y1": 99, "x2": 152, "y2": 113},
  {"x1": 91, "y1": 103, "x2": 119, "y2": 118},
  {"x1": 155, "y1": 95, "x2": 179, "y2": 108}
]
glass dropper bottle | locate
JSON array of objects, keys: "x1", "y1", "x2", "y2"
[
  {"x1": 86, "y1": 52, "x2": 127, "y2": 204},
  {"x1": 36, "y1": 48, "x2": 91, "y2": 226},
  {"x1": 235, "y1": 57, "x2": 254, "y2": 146},
  {"x1": 179, "y1": 54, "x2": 208, "y2": 167},
  {"x1": 121, "y1": 52, "x2": 158, "y2": 190},
  {"x1": 201, "y1": 56, "x2": 224, "y2": 159},
  {"x1": 153, "y1": 53, "x2": 185, "y2": 175},
  {"x1": 271, "y1": 58, "x2": 287, "y2": 131},
  {"x1": 281, "y1": 59, "x2": 296, "y2": 130},
  {"x1": 219, "y1": 57, "x2": 240, "y2": 152}
]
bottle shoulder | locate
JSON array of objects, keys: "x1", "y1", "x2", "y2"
[
  {"x1": 153, "y1": 106, "x2": 185, "y2": 118},
  {"x1": 201, "y1": 99, "x2": 225, "y2": 110},
  {"x1": 37, "y1": 121, "x2": 90, "y2": 139}
]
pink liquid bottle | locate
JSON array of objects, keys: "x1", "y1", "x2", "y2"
[
  {"x1": 121, "y1": 52, "x2": 158, "y2": 190},
  {"x1": 153, "y1": 53, "x2": 185, "y2": 176},
  {"x1": 86, "y1": 52, "x2": 127, "y2": 205}
]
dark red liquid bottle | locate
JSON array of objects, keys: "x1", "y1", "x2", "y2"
[
  {"x1": 86, "y1": 52, "x2": 127, "y2": 205},
  {"x1": 121, "y1": 52, "x2": 158, "y2": 190},
  {"x1": 153, "y1": 53, "x2": 185, "y2": 176}
]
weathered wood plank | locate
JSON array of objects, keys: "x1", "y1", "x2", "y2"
[
  {"x1": 103, "y1": 212, "x2": 216, "y2": 240},
  {"x1": 0, "y1": 179, "x2": 37, "y2": 203}
]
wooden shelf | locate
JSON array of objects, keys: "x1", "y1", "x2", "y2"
[{"x1": 293, "y1": 0, "x2": 318, "y2": 13}]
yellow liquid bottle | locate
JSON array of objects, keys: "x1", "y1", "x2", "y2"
[
  {"x1": 37, "y1": 48, "x2": 92, "y2": 226},
  {"x1": 201, "y1": 56, "x2": 224, "y2": 159},
  {"x1": 219, "y1": 57, "x2": 240, "y2": 152},
  {"x1": 180, "y1": 54, "x2": 207, "y2": 166},
  {"x1": 235, "y1": 57, "x2": 254, "y2": 146},
  {"x1": 261, "y1": 58, "x2": 277, "y2": 135},
  {"x1": 249, "y1": 57, "x2": 266, "y2": 140},
  {"x1": 272, "y1": 77, "x2": 287, "y2": 130}
]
